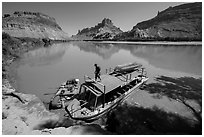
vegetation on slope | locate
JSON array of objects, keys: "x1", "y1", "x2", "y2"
[
  {"x1": 115, "y1": 2, "x2": 202, "y2": 41},
  {"x1": 2, "y1": 11, "x2": 70, "y2": 40}
]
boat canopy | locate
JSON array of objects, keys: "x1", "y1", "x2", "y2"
[
  {"x1": 83, "y1": 62, "x2": 146, "y2": 98},
  {"x1": 85, "y1": 74, "x2": 124, "y2": 96}
]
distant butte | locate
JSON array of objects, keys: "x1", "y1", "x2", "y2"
[{"x1": 72, "y1": 18, "x2": 123, "y2": 40}]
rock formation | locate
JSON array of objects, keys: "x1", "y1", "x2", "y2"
[
  {"x1": 73, "y1": 18, "x2": 123, "y2": 40},
  {"x1": 2, "y1": 79, "x2": 59, "y2": 134},
  {"x1": 2, "y1": 11, "x2": 70, "y2": 40},
  {"x1": 115, "y1": 2, "x2": 202, "y2": 41}
]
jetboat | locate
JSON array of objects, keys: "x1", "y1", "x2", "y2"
[{"x1": 61, "y1": 62, "x2": 148, "y2": 122}]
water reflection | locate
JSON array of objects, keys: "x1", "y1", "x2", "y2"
[
  {"x1": 16, "y1": 41, "x2": 202, "y2": 120},
  {"x1": 19, "y1": 42, "x2": 201, "y2": 76},
  {"x1": 20, "y1": 43, "x2": 68, "y2": 67},
  {"x1": 73, "y1": 42, "x2": 120, "y2": 60},
  {"x1": 73, "y1": 42, "x2": 202, "y2": 76},
  {"x1": 128, "y1": 45, "x2": 202, "y2": 76}
]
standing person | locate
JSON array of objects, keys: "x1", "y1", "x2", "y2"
[{"x1": 94, "y1": 64, "x2": 101, "y2": 81}]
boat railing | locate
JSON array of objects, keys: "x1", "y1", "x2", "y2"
[
  {"x1": 139, "y1": 68, "x2": 147, "y2": 77},
  {"x1": 119, "y1": 73, "x2": 132, "y2": 82},
  {"x1": 105, "y1": 67, "x2": 114, "y2": 74}
]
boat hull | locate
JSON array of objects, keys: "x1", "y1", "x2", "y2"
[{"x1": 65, "y1": 77, "x2": 148, "y2": 121}]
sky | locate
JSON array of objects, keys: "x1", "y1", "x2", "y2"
[{"x1": 2, "y1": 2, "x2": 185, "y2": 36}]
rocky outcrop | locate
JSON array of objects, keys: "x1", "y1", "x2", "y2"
[
  {"x1": 115, "y1": 2, "x2": 202, "y2": 41},
  {"x1": 2, "y1": 11, "x2": 70, "y2": 40},
  {"x1": 73, "y1": 18, "x2": 123, "y2": 40},
  {"x1": 27, "y1": 125, "x2": 110, "y2": 135},
  {"x1": 2, "y1": 79, "x2": 59, "y2": 134}
]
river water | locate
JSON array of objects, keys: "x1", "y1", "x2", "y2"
[{"x1": 15, "y1": 41, "x2": 202, "y2": 119}]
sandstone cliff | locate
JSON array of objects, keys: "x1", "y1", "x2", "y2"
[
  {"x1": 115, "y1": 2, "x2": 202, "y2": 41},
  {"x1": 73, "y1": 18, "x2": 123, "y2": 40},
  {"x1": 2, "y1": 11, "x2": 70, "y2": 40}
]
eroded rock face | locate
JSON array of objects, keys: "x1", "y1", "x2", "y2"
[
  {"x1": 115, "y1": 2, "x2": 202, "y2": 40},
  {"x1": 2, "y1": 11, "x2": 70, "y2": 40},
  {"x1": 2, "y1": 79, "x2": 59, "y2": 134},
  {"x1": 73, "y1": 18, "x2": 123, "y2": 40}
]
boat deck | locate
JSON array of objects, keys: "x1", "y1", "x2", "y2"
[{"x1": 86, "y1": 74, "x2": 125, "y2": 96}]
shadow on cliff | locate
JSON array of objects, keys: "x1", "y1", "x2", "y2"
[{"x1": 106, "y1": 76, "x2": 202, "y2": 135}]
